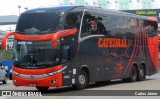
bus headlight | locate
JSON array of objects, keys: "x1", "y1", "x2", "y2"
[
  {"x1": 47, "y1": 66, "x2": 67, "y2": 76},
  {"x1": 12, "y1": 70, "x2": 20, "y2": 76},
  {"x1": 47, "y1": 70, "x2": 61, "y2": 76}
]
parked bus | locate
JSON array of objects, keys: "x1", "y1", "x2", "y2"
[{"x1": 1, "y1": 6, "x2": 158, "y2": 91}]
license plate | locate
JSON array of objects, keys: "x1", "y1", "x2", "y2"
[{"x1": 29, "y1": 83, "x2": 36, "y2": 87}]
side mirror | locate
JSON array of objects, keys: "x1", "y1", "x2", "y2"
[
  {"x1": 52, "y1": 28, "x2": 77, "y2": 47},
  {"x1": 1, "y1": 32, "x2": 15, "y2": 49}
]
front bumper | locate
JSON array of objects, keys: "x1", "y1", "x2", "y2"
[{"x1": 12, "y1": 65, "x2": 62, "y2": 87}]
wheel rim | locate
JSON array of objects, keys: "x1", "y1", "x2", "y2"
[
  {"x1": 78, "y1": 75, "x2": 85, "y2": 85},
  {"x1": 140, "y1": 67, "x2": 144, "y2": 78},
  {"x1": 132, "y1": 67, "x2": 137, "y2": 80}
]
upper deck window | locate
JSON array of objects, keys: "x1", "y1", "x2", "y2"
[
  {"x1": 64, "y1": 11, "x2": 82, "y2": 31},
  {"x1": 16, "y1": 12, "x2": 61, "y2": 34}
]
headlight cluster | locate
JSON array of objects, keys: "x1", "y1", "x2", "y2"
[{"x1": 47, "y1": 66, "x2": 67, "y2": 76}]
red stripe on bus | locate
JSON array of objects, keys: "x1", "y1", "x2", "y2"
[
  {"x1": 14, "y1": 33, "x2": 54, "y2": 41},
  {"x1": 12, "y1": 65, "x2": 62, "y2": 75},
  {"x1": 52, "y1": 28, "x2": 77, "y2": 47},
  {"x1": 148, "y1": 35, "x2": 159, "y2": 72},
  {"x1": 14, "y1": 28, "x2": 77, "y2": 42},
  {"x1": 123, "y1": 19, "x2": 139, "y2": 74}
]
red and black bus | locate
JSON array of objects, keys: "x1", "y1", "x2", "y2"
[{"x1": 1, "y1": 6, "x2": 158, "y2": 91}]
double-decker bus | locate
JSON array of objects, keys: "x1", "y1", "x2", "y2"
[{"x1": 2, "y1": 6, "x2": 158, "y2": 91}]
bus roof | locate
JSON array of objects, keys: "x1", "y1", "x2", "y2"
[
  {"x1": 24, "y1": 5, "x2": 157, "y2": 22},
  {"x1": 24, "y1": 5, "x2": 82, "y2": 13}
]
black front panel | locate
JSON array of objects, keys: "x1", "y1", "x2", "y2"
[{"x1": 62, "y1": 62, "x2": 73, "y2": 86}]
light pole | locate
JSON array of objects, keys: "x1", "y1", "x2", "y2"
[
  {"x1": 18, "y1": 5, "x2": 21, "y2": 15},
  {"x1": 93, "y1": 2, "x2": 96, "y2": 6},
  {"x1": 24, "y1": 7, "x2": 28, "y2": 10}
]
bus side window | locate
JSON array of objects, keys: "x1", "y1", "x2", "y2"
[
  {"x1": 62, "y1": 45, "x2": 71, "y2": 63},
  {"x1": 146, "y1": 20, "x2": 158, "y2": 36},
  {"x1": 81, "y1": 12, "x2": 107, "y2": 37},
  {"x1": 81, "y1": 12, "x2": 96, "y2": 37},
  {"x1": 64, "y1": 11, "x2": 82, "y2": 30}
]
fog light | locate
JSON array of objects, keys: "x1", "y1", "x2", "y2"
[
  {"x1": 50, "y1": 79, "x2": 57, "y2": 84},
  {"x1": 29, "y1": 83, "x2": 36, "y2": 87},
  {"x1": 13, "y1": 79, "x2": 17, "y2": 82}
]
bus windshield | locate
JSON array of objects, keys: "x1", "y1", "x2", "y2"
[
  {"x1": 16, "y1": 12, "x2": 61, "y2": 34},
  {"x1": 13, "y1": 40, "x2": 60, "y2": 68}
]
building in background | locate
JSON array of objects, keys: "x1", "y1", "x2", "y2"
[
  {"x1": 0, "y1": 25, "x2": 15, "y2": 50},
  {"x1": 59, "y1": 0, "x2": 160, "y2": 27},
  {"x1": 1, "y1": 0, "x2": 160, "y2": 44},
  {"x1": 59, "y1": 0, "x2": 159, "y2": 10}
]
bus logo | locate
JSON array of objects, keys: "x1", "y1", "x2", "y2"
[
  {"x1": 89, "y1": 21, "x2": 97, "y2": 32},
  {"x1": 30, "y1": 75, "x2": 34, "y2": 79}
]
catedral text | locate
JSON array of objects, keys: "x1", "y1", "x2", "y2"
[{"x1": 98, "y1": 38, "x2": 127, "y2": 48}]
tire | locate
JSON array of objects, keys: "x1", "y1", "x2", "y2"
[
  {"x1": 73, "y1": 70, "x2": 89, "y2": 90},
  {"x1": 137, "y1": 65, "x2": 146, "y2": 81},
  {"x1": 36, "y1": 86, "x2": 49, "y2": 92},
  {"x1": 2, "y1": 76, "x2": 7, "y2": 84},
  {"x1": 130, "y1": 65, "x2": 138, "y2": 82}
]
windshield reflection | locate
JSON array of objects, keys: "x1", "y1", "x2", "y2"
[
  {"x1": 16, "y1": 12, "x2": 61, "y2": 34},
  {"x1": 13, "y1": 40, "x2": 60, "y2": 68}
]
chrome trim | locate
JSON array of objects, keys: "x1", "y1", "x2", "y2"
[
  {"x1": 20, "y1": 74, "x2": 48, "y2": 79},
  {"x1": 12, "y1": 70, "x2": 20, "y2": 76},
  {"x1": 78, "y1": 9, "x2": 104, "y2": 42},
  {"x1": 12, "y1": 70, "x2": 48, "y2": 79},
  {"x1": 78, "y1": 9, "x2": 87, "y2": 43},
  {"x1": 79, "y1": 35, "x2": 104, "y2": 42},
  {"x1": 12, "y1": 66, "x2": 67, "y2": 79}
]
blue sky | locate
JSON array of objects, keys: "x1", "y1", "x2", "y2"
[{"x1": 0, "y1": 0, "x2": 59, "y2": 15}]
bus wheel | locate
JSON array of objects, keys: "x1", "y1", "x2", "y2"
[
  {"x1": 137, "y1": 65, "x2": 146, "y2": 81},
  {"x1": 36, "y1": 86, "x2": 49, "y2": 92},
  {"x1": 73, "y1": 70, "x2": 89, "y2": 90},
  {"x1": 130, "y1": 65, "x2": 138, "y2": 82}
]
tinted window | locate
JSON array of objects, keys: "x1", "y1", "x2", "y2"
[
  {"x1": 102, "y1": 15, "x2": 135, "y2": 37},
  {"x1": 81, "y1": 12, "x2": 137, "y2": 37},
  {"x1": 16, "y1": 12, "x2": 61, "y2": 34},
  {"x1": 81, "y1": 12, "x2": 106, "y2": 37},
  {"x1": 64, "y1": 11, "x2": 82, "y2": 31},
  {"x1": 145, "y1": 20, "x2": 158, "y2": 36}
]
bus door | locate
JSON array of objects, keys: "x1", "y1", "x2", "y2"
[{"x1": 61, "y1": 44, "x2": 73, "y2": 86}]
